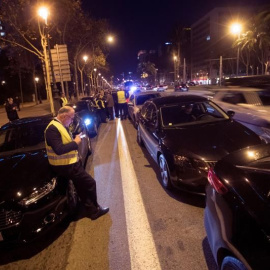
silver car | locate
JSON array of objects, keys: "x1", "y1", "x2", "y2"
[
  {"x1": 127, "y1": 91, "x2": 162, "y2": 128},
  {"x1": 212, "y1": 87, "x2": 270, "y2": 141}
]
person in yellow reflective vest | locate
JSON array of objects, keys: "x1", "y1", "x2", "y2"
[
  {"x1": 95, "y1": 94, "x2": 107, "y2": 122},
  {"x1": 60, "y1": 92, "x2": 68, "y2": 107},
  {"x1": 117, "y1": 88, "x2": 129, "y2": 120},
  {"x1": 45, "y1": 106, "x2": 109, "y2": 220}
]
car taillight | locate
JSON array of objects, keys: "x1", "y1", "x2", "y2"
[{"x1": 208, "y1": 168, "x2": 228, "y2": 194}]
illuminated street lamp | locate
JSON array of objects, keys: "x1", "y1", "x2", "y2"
[
  {"x1": 35, "y1": 77, "x2": 42, "y2": 104},
  {"x1": 230, "y1": 22, "x2": 242, "y2": 76},
  {"x1": 107, "y1": 35, "x2": 114, "y2": 43},
  {"x1": 173, "y1": 55, "x2": 179, "y2": 84}
]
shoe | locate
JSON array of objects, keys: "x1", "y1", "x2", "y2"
[{"x1": 90, "y1": 206, "x2": 109, "y2": 220}]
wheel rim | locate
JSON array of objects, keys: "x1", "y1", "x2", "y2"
[{"x1": 159, "y1": 156, "x2": 169, "y2": 187}]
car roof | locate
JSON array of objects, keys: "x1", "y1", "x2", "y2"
[
  {"x1": 149, "y1": 94, "x2": 208, "y2": 107},
  {"x1": 0, "y1": 114, "x2": 53, "y2": 130}
]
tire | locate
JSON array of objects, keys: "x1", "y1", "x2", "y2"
[
  {"x1": 66, "y1": 180, "x2": 79, "y2": 218},
  {"x1": 90, "y1": 122, "x2": 98, "y2": 137},
  {"x1": 159, "y1": 154, "x2": 172, "y2": 190},
  {"x1": 221, "y1": 256, "x2": 248, "y2": 270},
  {"x1": 137, "y1": 125, "x2": 144, "y2": 146}
]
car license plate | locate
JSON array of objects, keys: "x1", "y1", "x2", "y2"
[{"x1": 0, "y1": 232, "x2": 3, "y2": 241}]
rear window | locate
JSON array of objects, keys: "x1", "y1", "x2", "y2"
[{"x1": 136, "y1": 94, "x2": 158, "y2": 105}]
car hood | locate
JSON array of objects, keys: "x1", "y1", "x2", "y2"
[
  {"x1": 162, "y1": 120, "x2": 262, "y2": 161},
  {"x1": 0, "y1": 150, "x2": 54, "y2": 203}
]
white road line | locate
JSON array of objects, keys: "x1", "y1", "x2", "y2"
[{"x1": 117, "y1": 119, "x2": 162, "y2": 270}]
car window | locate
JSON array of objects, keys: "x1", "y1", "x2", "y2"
[
  {"x1": 76, "y1": 102, "x2": 88, "y2": 111},
  {"x1": 221, "y1": 92, "x2": 246, "y2": 104},
  {"x1": 161, "y1": 101, "x2": 228, "y2": 127},
  {"x1": 258, "y1": 91, "x2": 270, "y2": 106},
  {"x1": 136, "y1": 94, "x2": 158, "y2": 105},
  {"x1": 0, "y1": 121, "x2": 50, "y2": 154}
]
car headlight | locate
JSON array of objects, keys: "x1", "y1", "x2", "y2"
[
  {"x1": 173, "y1": 155, "x2": 209, "y2": 172},
  {"x1": 84, "y1": 118, "x2": 92, "y2": 126},
  {"x1": 19, "y1": 178, "x2": 57, "y2": 206}
]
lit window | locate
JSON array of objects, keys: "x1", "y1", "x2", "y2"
[{"x1": 206, "y1": 35, "x2": 210, "y2": 41}]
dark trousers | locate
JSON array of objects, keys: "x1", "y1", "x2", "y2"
[
  {"x1": 118, "y1": 103, "x2": 127, "y2": 119},
  {"x1": 51, "y1": 162, "x2": 98, "y2": 212},
  {"x1": 114, "y1": 103, "x2": 119, "y2": 117},
  {"x1": 108, "y1": 107, "x2": 114, "y2": 120}
]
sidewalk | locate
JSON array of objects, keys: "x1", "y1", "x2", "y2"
[{"x1": 0, "y1": 100, "x2": 51, "y2": 127}]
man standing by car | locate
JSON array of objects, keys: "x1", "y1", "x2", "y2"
[
  {"x1": 105, "y1": 90, "x2": 115, "y2": 120},
  {"x1": 45, "y1": 106, "x2": 109, "y2": 220}
]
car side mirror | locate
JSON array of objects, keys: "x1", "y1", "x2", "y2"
[{"x1": 227, "y1": 110, "x2": 235, "y2": 118}]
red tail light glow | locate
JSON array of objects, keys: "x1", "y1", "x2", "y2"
[{"x1": 208, "y1": 168, "x2": 228, "y2": 194}]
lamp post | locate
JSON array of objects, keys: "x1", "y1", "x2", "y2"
[
  {"x1": 38, "y1": 6, "x2": 59, "y2": 114},
  {"x1": 173, "y1": 55, "x2": 179, "y2": 85},
  {"x1": 81, "y1": 55, "x2": 88, "y2": 96},
  {"x1": 35, "y1": 77, "x2": 42, "y2": 104},
  {"x1": 230, "y1": 22, "x2": 242, "y2": 76}
]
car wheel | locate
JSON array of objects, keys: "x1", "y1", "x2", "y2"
[
  {"x1": 221, "y1": 256, "x2": 247, "y2": 270},
  {"x1": 159, "y1": 154, "x2": 172, "y2": 190},
  {"x1": 137, "y1": 125, "x2": 144, "y2": 146},
  {"x1": 66, "y1": 180, "x2": 79, "y2": 217}
]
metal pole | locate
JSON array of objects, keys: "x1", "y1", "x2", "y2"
[
  {"x1": 183, "y1": 58, "x2": 186, "y2": 84},
  {"x1": 236, "y1": 33, "x2": 240, "y2": 76},
  {"x1": 219, "y1": 56, "x2": 223, "y2": 86}
]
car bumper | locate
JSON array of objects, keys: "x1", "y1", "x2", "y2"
[{"x1": 0, "y1": 195, "x2": 68, "y2": 245}]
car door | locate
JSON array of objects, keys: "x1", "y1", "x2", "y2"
[{"x1": 140, "y1": 103, "x2": 159, "y2": 161}]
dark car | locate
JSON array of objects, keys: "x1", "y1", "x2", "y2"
[
  {"x1": 175, "y1": 83, "x2": 189, "y2": 92},
  {"x1": 136, "y1": 95, "x2": 263, "y2": 194},
  {"x1": 0, "y1": 114, "x2": 91, "y2": 244},
  {"x1": 67, "y1": 99, "x2": 101, "y2": 137},
  {"x1": 205, "y1": 144, "x2": 270, "y2": 270}
]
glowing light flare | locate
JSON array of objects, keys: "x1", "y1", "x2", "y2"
[
  {"x1": 38, "y1": 7, "x2": 49, "y2": 24},
  {"x1": 107, "y1": 35, "x2": 114, "y2": 43},
  {"x1": 230, "y1": 22, "x2": 242, "y2": 35},
  {"x1": 83, "y1": 55, "x2": 88, "y2": 62}
]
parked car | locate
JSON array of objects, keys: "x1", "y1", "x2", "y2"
[
  {"x1": 127, "y1": 91, "x2": 163, "y2": 128},
  {"x1": 67, "y1": 99, "x2": 101, "y2": 137},
  {"x1": 205, "y1": 144, "x2": 270, "y2": 270},
  {"x1": 136, "y1": 95, "x2": 263, "y2": 194},
  {"x1": 175, "y1": 83, "x2": 189, "y2": 92},
  {"x1": 156, "y1": 85, "x2": 168, "y2": 92},
  {"x1": 0, "y1": 114, "x2": 91, "y2": 244},
  {"x1": 212, "y1": 87, "x2": 270, "y2": 142},
  {"x1": 188, "y1": 81, "x2": 197, "y2": 86}
]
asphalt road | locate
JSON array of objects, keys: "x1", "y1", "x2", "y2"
[{"x1": 0, "y1": 104, "x2": 218, "y2": 270}]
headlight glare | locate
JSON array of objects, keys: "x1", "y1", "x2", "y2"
[
  {"x1": 19, "y1": 178, "x2": 57, "y2": 206},
  {"x1": 84, "y1": 118, "x2": 92, "y2": 126}
]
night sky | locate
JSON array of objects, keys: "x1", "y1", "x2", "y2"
[{"x1": 82, "y1": 0, "x2": 269, "y2": 78}]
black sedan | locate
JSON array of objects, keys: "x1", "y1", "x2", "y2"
[
  {"x1": 0, "y1": 114, "x2": 91, "y2": 244},
  {"x1": 67, "y1": 99, "x2": 101, "y2": 137},
  {"x1": 205, "y1": 144, "x2": 270, "y2": 270},
  {"x1": 137, "y1": 95, "x2": 263, "y2": 194}
]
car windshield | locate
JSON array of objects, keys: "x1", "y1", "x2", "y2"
[
  {"x1": 0, "y1": 121, "x2": 49, "y2": 155},
  {"x1": 136, "y1": 94, "x2": 158, "y2": 105},
  {"x1": 76, "y1": 102, "x2": 88, "y2": 112},
  {"x1": 160, "y1": 101, "x2": 229, "y2": 127}
]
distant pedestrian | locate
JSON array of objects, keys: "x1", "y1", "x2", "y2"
[
  {"x1": 105, "y1": 91, "x2": 115, "y2": 120},
  {"x1": 60, "y1": 92, "x2": 68, "y2": 107},
  {"x1": 14, "y1": 96, "x2": 21, "y2": 111},
  {"x1": 5, "y1": 97, "x2": 19, "y2": 122},
  {"x1": 112, "y1": 90, "x2": 119, "y2": 118}
]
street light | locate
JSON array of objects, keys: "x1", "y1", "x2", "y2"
[
  {"x1": 107, "y1": 35, "x2": 114, "y2": 43},
  {"x1": 35, "y1": 77, "x2": 42, "y2": 104},
  {"x1": 230, "y1": 22, "x2": 242, "y2": 76},
  {"x1": 173, "y1": 55, "x2": 179, "y2": 84}
]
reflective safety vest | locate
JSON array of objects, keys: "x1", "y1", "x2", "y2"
[
  {"x1": 117, "y1": 91, "x2": 126, "y2": 103},
  {"x1": 95, "y1": 99, "x2": 105, "y2": 109},
  {"x1": 61, "y1": 97, "x2": 68, "y2": 106},
  {"x1": 45, "y1": 120, "x2": 79, "y2": 166}
]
